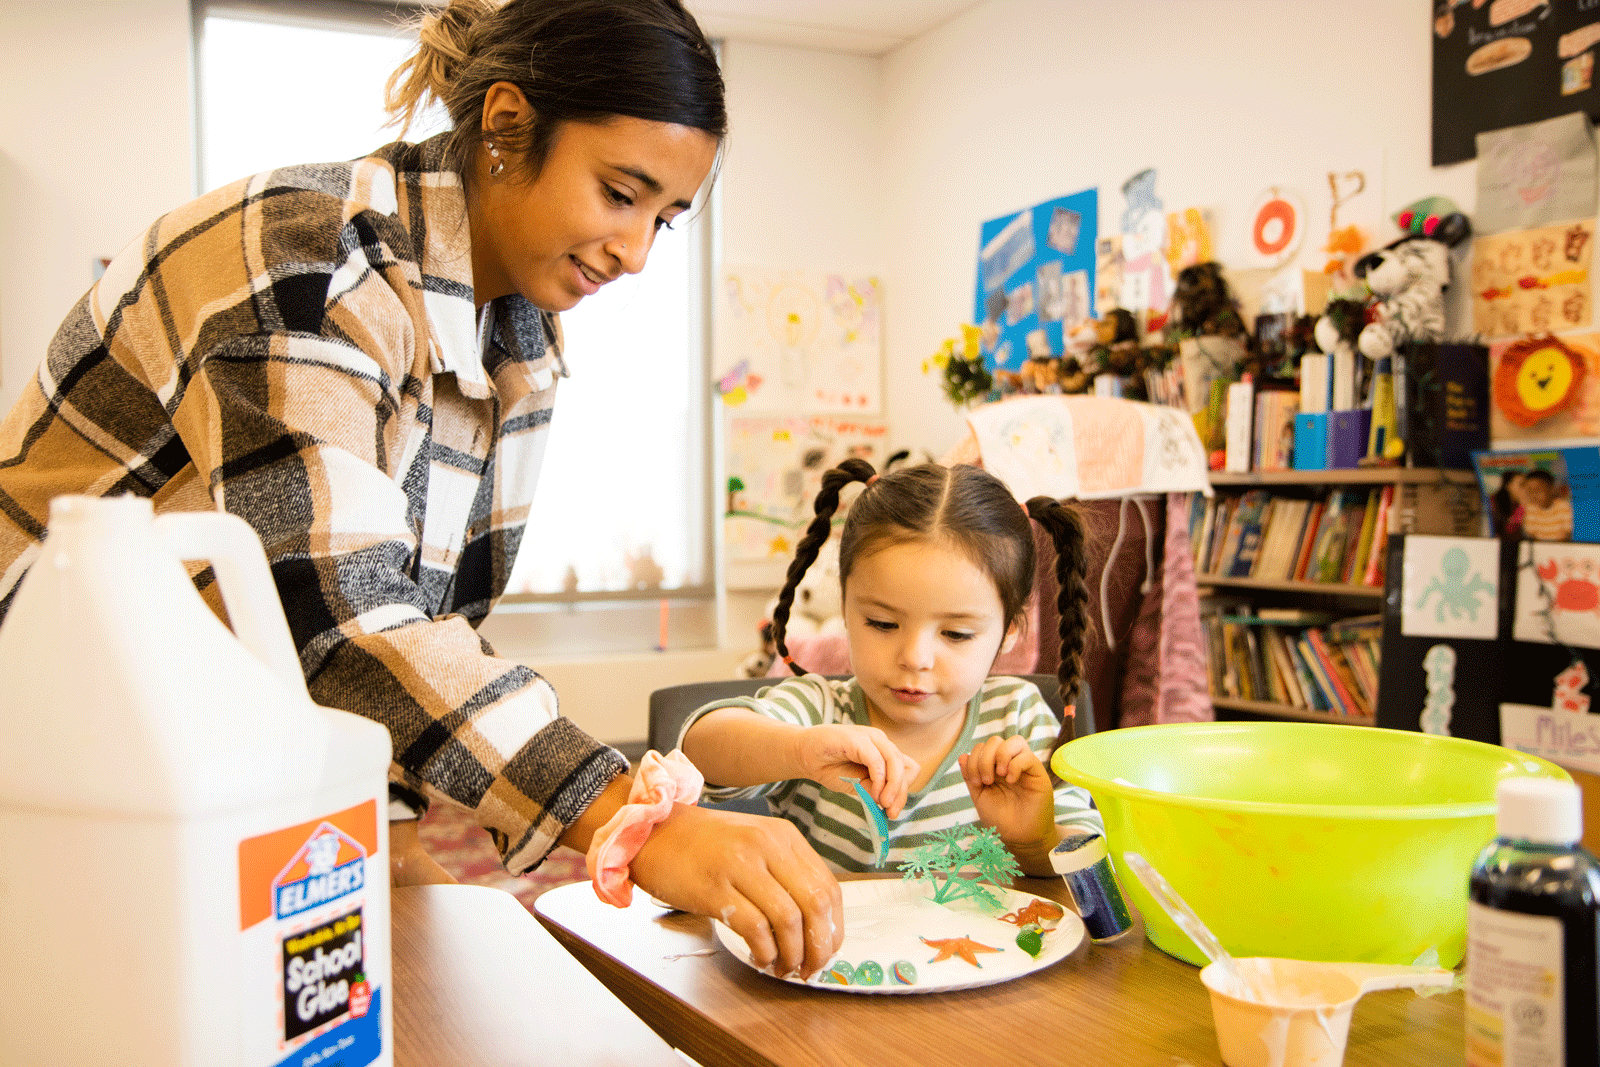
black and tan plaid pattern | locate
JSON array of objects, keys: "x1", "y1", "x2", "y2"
[{"x1": 0, "y1": 136, "x2": 626, "y2": 875}]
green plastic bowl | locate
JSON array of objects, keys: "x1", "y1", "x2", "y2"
[{"x1": 1050, "y1": 721, "x2": 1570, "y2": 968}]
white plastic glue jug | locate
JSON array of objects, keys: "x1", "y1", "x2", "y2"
[{"x1": 0, "y1": 495, "x2": 394, "y2": 1066}]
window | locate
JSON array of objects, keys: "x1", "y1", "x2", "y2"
[{"x1": 195, "y1": 0, "x2": 717, "y2": 653}]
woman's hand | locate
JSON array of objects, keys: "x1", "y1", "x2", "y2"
[
  {"x1": 794, "y1": 724, "x2": 919, "y2": 818},
  {"x1": 629, "y1": 803, "x2": 843, "y2": 979},
  {"x1": 957, "y1": 735, "x2": 1060, "y2": 873},
  {"x1": 388, "y1": 818, "x2": 459, "y2": 887}
]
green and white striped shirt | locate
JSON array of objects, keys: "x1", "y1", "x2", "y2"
[{"x1": 680, "y1": 674, "x2": 1102, "y2": 873}]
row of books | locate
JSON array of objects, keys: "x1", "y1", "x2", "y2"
[
  {"x1": 1202, "y1": 608, "x2": 1382, "y2": 718},
  {"x1": 1190, "y1": 486, "x2": 1393, "y2": 587}
]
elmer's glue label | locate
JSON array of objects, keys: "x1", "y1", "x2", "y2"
[{"x1": 241, "y1": 801, "x2": 386, "y2": 1067}]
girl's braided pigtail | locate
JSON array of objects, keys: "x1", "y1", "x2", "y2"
[
  {"x1": 771, "y1": 458, "x2": 877, "y2": 675},
  {"x1": 1026, "y1": 496, "x2": 1092, "y2": 742}
]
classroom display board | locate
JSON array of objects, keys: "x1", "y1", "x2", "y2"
[
  {"x1": 972, "y1": 189, "x2": 1097, "y2": 371},
  {"x1": 1432, "y1": 1, "x2": 1600, "y2": 166},
  {"x1": 1378, "y1": 534, "x2": 1600, "y2": 749}
]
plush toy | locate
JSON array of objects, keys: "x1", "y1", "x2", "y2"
[
  {"x1": 1347, "y1": 201, "x2": 1471, "y2": 461},
  {"x1": 1352, "y1": 209, "x2": 1470, "y2": 361},
  {"x1": 1058, "y1": 357, "x2": 1091, "y2": 394},
  {"x1": 742, "y1": 534, "x2": 846, "y2": 677},
  {"x1": 1167, "y1": 262, "x2": 1249, "y2": 342},
  {"x1": 1018, "y1": 355, "x2": 1062, "y2": 394}
]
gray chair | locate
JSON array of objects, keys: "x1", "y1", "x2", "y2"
[{"x1": 648, "y1": 674, "x2": 1094, "y2": 814}]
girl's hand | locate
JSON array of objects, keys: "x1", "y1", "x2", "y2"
[
  {"x1": 630, "y1": 803, "x2": 843, "y2": 980},
  {"x1": 958, "y1": 735, "x2": 1058, "y2": 859},
  {"x1": 794, "y1": 724, "x2": 919, "y2": 818}
]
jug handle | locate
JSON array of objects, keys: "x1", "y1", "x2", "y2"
[{"x1": 154, "y1": 511, "x2": 311, "y2": 700}]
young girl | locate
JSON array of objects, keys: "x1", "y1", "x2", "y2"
[{"x1": 680, "y1": 458, "x2": 1102, "y2": 875}]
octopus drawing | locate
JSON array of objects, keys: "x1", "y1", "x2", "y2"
[{"x1": 1413, "y1": 547, "x2": 1495, "y2": 623}]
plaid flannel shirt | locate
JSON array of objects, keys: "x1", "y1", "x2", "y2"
[{"x1": 0, "y1": 135, "x2": 627, "y2": 875}]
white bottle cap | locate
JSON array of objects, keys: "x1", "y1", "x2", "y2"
[{"x1": 1496, "y1": 776, "x2": 1583, "y2": 845}]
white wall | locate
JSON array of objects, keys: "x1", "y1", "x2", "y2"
[
  {"x1": 0, "y1": 0, "x2": 194, "y2": 414},
  {"x1": 879, "y1": 0, "x2": 1476, "y2": 458}
]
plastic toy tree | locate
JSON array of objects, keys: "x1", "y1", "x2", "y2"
[{"x1": 899, "y1": 826, "x2": 1022, "y2": 910}]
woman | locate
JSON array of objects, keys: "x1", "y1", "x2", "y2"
[{"x1": 0, "y1": 0, "x2": 841, "y2": 978}]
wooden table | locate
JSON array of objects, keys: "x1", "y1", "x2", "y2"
[
  {"x1": 534, "y1": 876, "x2": 1467, "y2": 1067},
  {"x1": 392, "y1": 883, "x2": 683, "y2": 1066}
]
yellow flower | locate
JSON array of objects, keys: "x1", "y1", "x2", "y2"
[{"x1": 959, "y1": 323, "x2": 982, "y2": 361}]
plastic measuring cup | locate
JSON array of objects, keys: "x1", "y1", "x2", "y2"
[{"x1": 1200, "y1": 958, "x2": 1455, "y2": 1067}]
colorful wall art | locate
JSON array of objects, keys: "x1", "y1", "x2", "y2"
[
  {"x1": 1470, "y1": 219, "x2": 1595, "y2": 339},
  {"x1": 724, "y1": 414, "x2": 889, "y2": 562},
  {"x1": 1401, "y1": 534, "x2": 1501, "y2": 641},
  {"x1": 1513, "y1": 539, "x2": 1600, "y2": 650},
  {"x1": 972, "y1": 189, "x2": 1098, "y2": 371},
  {"x1": 716, "y1": 267, "x2": 883, "y2": 414}
]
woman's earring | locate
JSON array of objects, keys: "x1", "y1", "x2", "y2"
[{"x1": 486, "y1": 141, "x2": 504, "y2": 177}]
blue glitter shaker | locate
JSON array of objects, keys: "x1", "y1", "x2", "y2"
[{"x1": 1050, "y1": 833, "x2": 1133, "y2": 942}]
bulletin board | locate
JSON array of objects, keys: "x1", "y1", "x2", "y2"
[
  {"x1": 1432, "y1": 1, "x2": 1600, "y2": 165},
  {"x1": 971, "y1": 189, "x2": 1097, "y2": 371}
]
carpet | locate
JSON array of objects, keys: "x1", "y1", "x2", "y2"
[{"x1": 415, "y1": 802, "x2": 589, "y2": 913}]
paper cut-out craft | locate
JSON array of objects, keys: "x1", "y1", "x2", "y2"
[
  {"x1": 899, "y1": 826, "x2": 1023, "y2": 911},
  {"x1": 920, "y1": 935, "x2": 1003, "y2": 968},
  {"x1": 1555, "y1": 660, "x2": 1592, "y2": 714},
  {"x1": 1421, "y1": 644, "x2": 1457, "y2": 736},
  {"x1": 1514, "y1": 542, "x2": 1600, "y2": 650},
  {"x1": 999, "y1": 898, "x2": 1065, "y2": 929},
  {"x1": 1493, "y1": 335, "x2": 1587, "y2": 427},
  {"x1": 1415, "y1": 546, "x2": 1496, "y2": 622},
  {"x1": 1538, "y1": 555, "x2": 1600, "y2": 615}
]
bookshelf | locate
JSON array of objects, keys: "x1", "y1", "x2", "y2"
[
  {"x1": 1209, "y1": 468, "x2": 1479, "y2": 488},
  {"x1": 1193, "y1": 466, "x2": 1483, "y2": 730}
]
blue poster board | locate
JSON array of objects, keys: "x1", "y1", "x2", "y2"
[{"x1": 972, "y1": 188, "x2": 1097, "y2": 371}]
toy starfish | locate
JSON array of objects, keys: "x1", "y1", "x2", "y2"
[
  {"x1": 920, "y1": 935, "x2": 1002, "y2": 968},
  {"x1": 999, "y1": 899, "x2": 1065, "y2": 929}
]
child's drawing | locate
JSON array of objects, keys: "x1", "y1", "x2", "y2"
[
  {"x1": 1402, "y1": 535, "x2": 1500, "y2": 640},
  {"x1": 1514, "y1": 540, "x2": 1600, "y2": 649},
  {"x1": 717, "y1": 266, "x2": 883, "y2": 413}
]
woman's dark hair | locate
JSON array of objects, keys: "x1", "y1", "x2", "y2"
[
  {"x1": 771, "y1": 460, "x2": 1092, "y2": 739},
  {"x1": 385, "y1": 0, "x2": 726, "y2": 183}
]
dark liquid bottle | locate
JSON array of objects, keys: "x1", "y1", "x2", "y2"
[{"x1": 1466, "y1": 777, "x2": 1600, "y2": 1067}]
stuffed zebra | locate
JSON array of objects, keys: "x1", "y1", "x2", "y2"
[{"x1": 1355, "y1": 238, "x2": 1453, "y2": 360}]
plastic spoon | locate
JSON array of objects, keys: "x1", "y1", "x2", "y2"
[{"x1": 1123, "y1": 851, "x2": 1255, "y2": 999}]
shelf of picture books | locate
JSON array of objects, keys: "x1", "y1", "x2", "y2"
[
  {"x1": 1188, "y1": 470, "x2": 1485, "y2": 598},
  {"x1": 1189, "y1": 484, "x2": 1393, "y2": 598},
  {"x1": 1201, "y1": 601, "x2": 1382, "y2": 726}
]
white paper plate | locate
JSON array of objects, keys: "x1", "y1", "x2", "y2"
[{"x1": 713, "y1": 878, "x2": 1085, "y2": 994}]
